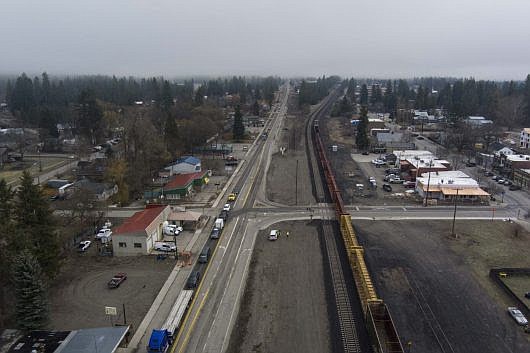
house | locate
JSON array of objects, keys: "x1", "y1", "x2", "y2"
[
  {"x1": 165, "y1": 156, "x2": 201, "y2": 176},
  {"x1": 74, "y1": 179, "x2": 118, "y2": 201},
  {"x1": 520, "y1": 128, "x2": 530, "y2": 149},
  {"x1": 76, "y1": 158, "x2": 107, "y2": 180},
  {"x1": 112, "y1": 204, "x2": 171, "y2": 256},
  {"x1": 416, "y1": 171, "x2": 489, "y2": 204},
  {"x1": 144, "y1": 171, "x2": 209, "y2": 202},
  {"x1": 465, "y1": 116, "x2": 493, "y2": 126}
]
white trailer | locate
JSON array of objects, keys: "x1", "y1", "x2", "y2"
[{"x1": 162, "y1": 290, "x2": 194, "y2": 338}]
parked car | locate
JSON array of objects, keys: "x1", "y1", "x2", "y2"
[
  {"x1": 95, "y1": 228, "x2": 112, "y2": 240},
  {"x1": 384, "y1": 174, "x2": 397, "y2": 181},
  {"x1": 385, "y1": 168, "x2": 401, "y2": 175},
  {"x1": 497, "y1": 179, "x2": 505, "y2": 184},
  {"x1": 268, "y1": 229, "x2": 280, "y2": 241},
  {"x1": 154, "y1": 242, "x2": 176, "y2": 252},
  {"x1": 210, "y1": 227, "x2": 220, "y2": 239},
  {"x1": 223, "y1": 203, "x2": 231, "y2": 212},
  {"x1": 382, "y1": 184, "x2": 392, "y2": 192},
  {"x1": 371, "y1": 159, "x2": 385, "y2": 166},
  {"x1": 389, "y1": 178, "x2": 405, "y2": 184},
  {"x1": 186, "y1": 271, "x2": 201, "y2": 289},
  {"x1": 508, "y1": 307, "x2": 528, "y2": 326},
  {"x1": 164, "y1": 224, "x2": 183, "y2": 236},
  {"x1": 503, "y1": 180, "x2": 512, "y2": 186},
  {"x1": 361, "y1": 151, "x2": 370, "y2": 155},
  {"x1": 524, "y1": 292, "x2": 530, "y2": 299},
  {"x1": 403, "y1": 181, "x2": 416, "y2": 189},
  {"x1": 509, "y1": 185, "x2": 521, "y2": 191},
  {"x1": 108, "y1": 273, "x2": 127, "y2": 289},
  {"x1": 484, "y1": 171, "x2": 494, "y2": 176},
  {"x1": 492, "y1": 175, "x2": 498, "y2": 181},
  {"x1": 416, "y1": 136, "x2": 424, "y2": 140},
  {"x1": 77, "y1": 240, "x2": 91, "y2": 252}
]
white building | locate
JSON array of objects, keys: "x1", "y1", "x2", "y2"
[
  {"x1": 416, "y1": 171, "x2": 489, "y2": 203},
  {"x1": 165, "y1": 156, "x2": 201, "y2": 176},
  {"x1": 520, "y1": 128, "x2": 530, "y2": 149},
  {"x1": 465, "y1": 116, "x2": 493, "y2": 126},
  {"x1": 112, "y1": 205, "x2": 171, "y2": 256}
]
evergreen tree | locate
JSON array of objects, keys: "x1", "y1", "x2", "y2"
[
  {"x1": 0, "y1": 178, "x2": 15, "y2": 305},
  {"x1": 252, "y1": 100, "x2": 260, "y2": 116},
  {"x1": 15, "y1": 171, "x2": 60, "y2": 277},
  {"x1": 356, "y1": 106, "x2": 369, "y2": 150},
  {"x1": 10, "y1": 73, "x2": 35, "y2": 115},
  {"x1": 360, "y1": 84, "x2": 368, "y2": 106},
  {"x1": 384, "y1": 80, "x2": 397, "y2": 113},
  {"x1": 346, "y1": 79, "x2": 356, "y2": 101},
  {"x1": 524, "y1": 74, "x2": 530, "y2": 125},
  {"x1": 41, "y1": 72, "x2": 51, "y2": 105},
  {"x1": 77, "y1": 89, "x2": 102, "y2": 144},
  {"x1": 397, "y1": 80, "x2": 410, "y2": 104},
  {"x1": 160, "y1": 80, "x2": 173, "y2": 112},
  {"x1": 11, "y1": 250, "x2": 49, "y2": 330},
  {"x1": 232, "y1": 105, "x2": 245, "y2": 141}
]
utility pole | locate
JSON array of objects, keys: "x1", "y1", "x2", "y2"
[
  {"x1": 295, "y1": 159, "x2": 299, "y2": 205},
  {"x1": 451, "y1": 188, "x2": 461, "y2": 237}
]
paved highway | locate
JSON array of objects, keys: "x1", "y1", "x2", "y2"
[{"x1": 172, "y1": 84, "x2": 290, "y2": 353}]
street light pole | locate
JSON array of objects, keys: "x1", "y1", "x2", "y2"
[{"x1": 451, "y1": 188, "x2": 460, "y2": 237}]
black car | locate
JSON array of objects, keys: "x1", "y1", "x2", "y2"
[
  {"x1": 525, "y1": 292, "x2": 530, "y2": 299},
  {"x1": 210, "y1": 228, "x2": 220, "y2": 239},
  {"x1": 382, "y1": 184, "x2": 392, "y2": 192},
  {"x1": 219, "y1": 210, "x2": 228, "y2": 221},
  {"x1": 186, "y1": 271, "x2": 201, "y2": 289},
  {"x1": 509, "y1": 185, "x2": 521, "y2": 191},
  {"x1": 361, "y1": 151, "x2": 369, "y2": 155}
]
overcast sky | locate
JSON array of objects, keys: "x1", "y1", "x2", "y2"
[{"x1": 1, "y1": 0, "x2": 529, "y2": 80}]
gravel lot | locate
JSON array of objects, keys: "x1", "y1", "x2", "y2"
[
  {"x1": 355, "y1": 219, "x2": 530, "y2": 352},
  {"x1": 48, "y1": 248, "x2": 174, "y2": 333},
  {"x1": 226, "y1": 221, "x2": 333, "y2": 353},
  {"x1": 266, "y1": 93, "x2": 315, "y2": 206}
]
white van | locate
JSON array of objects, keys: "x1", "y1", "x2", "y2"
[{"x1": 268, "y1": 229, "x2": 280, "y2": 241}]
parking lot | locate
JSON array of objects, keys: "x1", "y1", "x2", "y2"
[{"x1": 48, "y1": 243, "x2": 175, "y2": 332}]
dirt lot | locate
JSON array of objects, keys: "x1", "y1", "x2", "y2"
[
  {"x1": 48, "y1": 248, "x2": 174, "y2": 332},
  {"x1": 226, "y1": 221, "x2": 334, "y2": 353},
  {"x1": 355, "y1": 220, "x2": 530, "y2": 353},
  {"x1": 266, "y1": 93, "x2": 315, "y2": 206}
]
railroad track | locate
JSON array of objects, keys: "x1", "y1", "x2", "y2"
[
  {"x1": 320, "y1": 216, "x2": 362, "y2": 353},
  {"x1": 405, "y1": 271, "x2": 456, "y2": 353},
  {"x1": 306, "y1": 86, "x2": 364, "y2": 353}
]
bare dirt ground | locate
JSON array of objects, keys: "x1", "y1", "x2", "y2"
[
  {"x1": 354, "y1": 219, "x2": 530, "y2": 353},
  {"x1": 226, "y1": 221, "x2": 333, "y2": 353},
  {"x1": 266, "y1": 93, "x2": 315, "y2": 206},
  {"x1": 48, "y1": 249, "x2": 174, "y2": 332}
]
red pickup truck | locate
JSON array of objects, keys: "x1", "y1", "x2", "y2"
[{"x1": 107, "y1": 273, "x2": 127, "y2": 289}]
